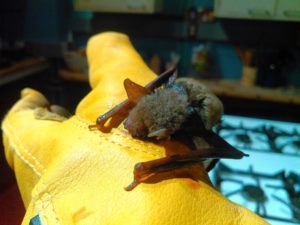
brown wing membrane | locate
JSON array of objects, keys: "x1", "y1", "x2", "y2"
[
  {"x1": 125, "y1": 146, "x2": 248, "y2": 191},
  {"x1": 185, "y1": 111, "x2": 247, "y2": 160},
  {"x1": 200, "y1": 131, "x2": 249, "y2": 172},
  {"x1": 89, "y1": 66, "x2": 177, "y2": 132},
  {"x1": 144, "y1": 66, "x2": 178, "y2": 92},
  {"x1": 202, "y1": 130, "x2": 248, "y2": 158},
  {"x1": 124, "y1": 79, "x2": 148, "y2": 104}
]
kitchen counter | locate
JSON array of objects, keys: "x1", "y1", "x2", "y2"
[
  {"x1": 0, "y1": 58, "x2": 51, "y2": 87},
  {"x1": 201, "y1": 79, "x2": 300, "y2": 106}
]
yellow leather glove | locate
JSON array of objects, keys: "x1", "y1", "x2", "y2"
[{"x1": 2, "y1": 32, "x2": 269, "y2": 225}]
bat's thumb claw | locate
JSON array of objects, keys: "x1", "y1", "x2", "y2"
[
  {"x1": 124, "y1": 179, "x2": 140, "y2": 191},
  {"x1": 88, "y1": 124, "x2": 99, "y2": 130}
]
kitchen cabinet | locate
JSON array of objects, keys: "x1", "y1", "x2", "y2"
[
  {"x1": 214, "y1": 0, "x2": 276, "y2": 20},
  {"x1": 74, "y1": 0, "x2": 163, "y2": 14},
  {"x1": 214, "y1": 0, "x2": 300, "y2": 22},
  {"x1": 275, "y1": 0, "x2": 300, "y2": 21}
]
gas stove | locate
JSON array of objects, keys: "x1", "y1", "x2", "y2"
[{"x1": 210, "y1": 115, "x2": 300, "y2": 225}]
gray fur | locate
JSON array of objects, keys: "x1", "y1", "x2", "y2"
[{"x1": 125, "y1": 89, "x2": 189, "y2": 138}]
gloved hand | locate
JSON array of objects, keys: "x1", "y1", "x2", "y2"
[{"x1": 2, "y1": 32, "x2": 269, "y2": 225}]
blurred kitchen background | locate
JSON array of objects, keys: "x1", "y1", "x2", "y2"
[{"x1": 0, "y1": 0, "x2": 300, "y2": 224}]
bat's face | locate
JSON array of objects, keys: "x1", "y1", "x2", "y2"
[{"x1": 124, "y1": 88, "x2": 189, "y2": 139}]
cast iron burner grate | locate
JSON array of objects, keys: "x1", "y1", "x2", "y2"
[
  {"x1": 215, "y1": 121, "x2": 300, "y2": 156},
  {"x1": 214, "y1": 163, "x2": 300, "y2": 224}
]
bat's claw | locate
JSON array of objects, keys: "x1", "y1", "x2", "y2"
[
  {"x1": 124, "y1": 179, "x2": 140, "y2": 191},
  {"x1": 88, "y1": 124, "x2": 99, "y2": 130}
]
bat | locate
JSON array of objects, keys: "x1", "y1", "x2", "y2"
[
  {"x1": 124, "y1": 77, "x2": 224, "y2": 139},
  {"x1": 89, "y1": 67, "x2": 248, "y2": 191}
]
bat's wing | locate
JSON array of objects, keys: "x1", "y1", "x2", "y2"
[
  {"x1": 88, "y1": 100, "x2": 133, "y2": 131},
  {"x1": 204, "y1": 159, "x2": 219, "y2": 172},
  {"x1": 193, "y1": 129, "x2": 249, "y2": 172},
  {"x1": 125, "y1": 128, "x2": 249, "y2": 191},
  {"x1": 89, "y1": 66, "x2": 177, "y2": 132},
  {"x1": 144, "y1": 66, "x2": 178, "y2": 92},
  {"x1": 124, "y1": 79, "x2": 148, "y2": 104},
  {"x1": 125, "y1": 145, "x2": 248, "y2": 191},
  {"x1": 184, "y1": 112, "x2": 247, "y2": 160},
  {"x1": 203, "y1": 130, "x2": 248, "y2": 159}
]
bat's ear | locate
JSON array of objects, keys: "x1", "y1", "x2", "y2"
[
  {"x1": 124, "y1": 79, "x2": 148, "y2": 104},
  {"x1": 148, "y1": 128, "x2": 170, "y2": 140}
]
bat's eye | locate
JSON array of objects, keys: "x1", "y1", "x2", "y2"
[{"x1": 187, "y1": 106, "x2": 196, "y2": 116}]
